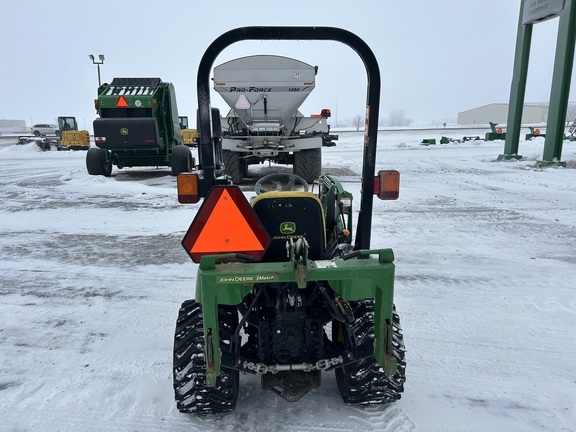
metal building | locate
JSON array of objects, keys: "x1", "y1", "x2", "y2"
[
  {"x1": 457, "y1": 103, "x2": 548, "y2": 125},
  {"x1": 0, "y1": 119, "x2": 27, "y2": 134}
]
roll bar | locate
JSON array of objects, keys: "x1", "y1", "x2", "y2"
[{"x1": 196, "y1": 26, "x2": 381, "y2": 250}]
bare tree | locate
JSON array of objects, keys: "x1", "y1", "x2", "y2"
[
  {"x1": 352, "y1": 114, "x2": 364, "y2": 131},
  {"x1": 383, "y1": 109, "x2": 413, "y2": 127}
]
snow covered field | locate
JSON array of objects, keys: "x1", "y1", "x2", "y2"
[{"x1": 1, "y1": 130, "x2": 575, "y2": 431}]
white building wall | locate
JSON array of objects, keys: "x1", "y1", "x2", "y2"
[
  {"x1": 0, "y1": 119, "x2": 27, "y2": 134},
  {"x1": 457, "y1": 103, "x2": 547, "y2": 125}
]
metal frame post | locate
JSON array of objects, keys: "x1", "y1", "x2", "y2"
[
  {"x1": 499, "y1": 0, "x2": 575, "y2": 166},
  {"x1": 539, "y1": 0, "x2": 576, "y2": 167},
  {"x1": 499, "y1": 1, "x2": 532, "y2": 160}
]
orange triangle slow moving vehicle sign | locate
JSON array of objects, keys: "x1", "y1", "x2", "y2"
[
  {"x1": 181, "y1": 186, "x2": 271, "y2": 263},
  {"x1": 116, "y1": 96, "x2": 129, "y2": 107}
]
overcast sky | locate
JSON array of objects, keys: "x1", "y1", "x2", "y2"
[{"x1": 1, "y1": 0, "x2": 572, "y2": 129}]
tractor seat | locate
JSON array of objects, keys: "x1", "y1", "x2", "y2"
[{"x1": 252, "y1": 191, "x2": 326, "y2": 262}]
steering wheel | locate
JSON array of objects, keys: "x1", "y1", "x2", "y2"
[{"x1": 255, "y1": 173, "x2": 310, "y2": 195}]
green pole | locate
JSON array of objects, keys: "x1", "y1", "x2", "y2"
[
  {"x1": 539, "y1": 0, "x2": 576, "y2": 167},
  {"x1": 499, "y1": 1, "x2": 532, "y2": 161}
]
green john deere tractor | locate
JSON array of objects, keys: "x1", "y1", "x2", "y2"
[{"x1": 173, "y1": 26, "x2": 406, "y2": 415}]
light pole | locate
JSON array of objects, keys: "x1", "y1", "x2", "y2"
[{"x1": 88, "y1": 54, "x2": 105, "y2": 86}]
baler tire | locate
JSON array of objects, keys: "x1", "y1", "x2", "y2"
[
  {"x1": 173, "y1": 300, "x2": 240, "y2": 415},
  {"x1": 293, "y1": 148, "x2": 321, "y2": 183},
  {"x1": 86, "y1": 148, "x2": 112, "y2": 177},
  {"x1": 170, "y1": 145, "x2": 192, "y2": 176},
  {"x1": 335, "y1": 300, "x2": 406, "y2": 405},
  {"x1": 222, "y1": 150, "x2": 245, "y2": 184},
  {"x1": 102, "y1": 158, "x2": 112, "y2": 176}
]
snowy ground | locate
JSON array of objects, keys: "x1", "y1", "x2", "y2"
[{"x1": 1, "y1": 129, "x2": 575, "y2": 432}]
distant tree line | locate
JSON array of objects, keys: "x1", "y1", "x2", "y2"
[
  {"x1": 381, "y1": 109, "x2": 413, "y2": 127},
  {"x1": 345, "y1": 109, "x2": 413, "y2": 130}
]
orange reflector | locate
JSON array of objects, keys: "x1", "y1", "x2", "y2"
[
  {"x1": 375, "y1": 170, "x2": 400, "y2": 200},
  {"x1": 116, "y1": 96, "x2": 129, "y2": 107},
  {"x1": 497, "y1": 128, "x2": 503, "y2": 133},
  {"x1": 177, "y1": 173, "x2": 200, "y2": 204},
  {"x1": 181, "y1": 186, "x2": 271, "y2": 263},
  {"x1": 535, "y1": 129, "x2": 540, "y2": 135}
]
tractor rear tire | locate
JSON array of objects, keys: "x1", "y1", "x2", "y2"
[
  {"x1": 335, "y1": 300, "x2": 406, "y2": 405},
  {"x1": 222, "y1": 150, "x2": 245, "y2": 184},
  {"x1": 173, "y1": 300, "x2": 239, "y2": 415},
  {"x1": 86, "y1": 148, "x2": 112, "y2": 176},
  {"x1": 170, "y1": 145, "x2": 193, "y2": 176},
  {"x1": 293, "y1": 148, "x2": 321, "y2": 183}
]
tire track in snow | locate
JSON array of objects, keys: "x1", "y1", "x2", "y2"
[
  {"x1": 0, "y1": 408, "x2": 196, "y2": 432},
  {"x1": 0, "y1": 406, "x2": 415, "y2": 432}
]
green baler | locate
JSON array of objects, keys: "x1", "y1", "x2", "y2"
[{"x1": 87, "y1": 77, "x2": 193, "y2": 176}]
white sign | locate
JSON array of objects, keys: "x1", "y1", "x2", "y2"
[{"x1": 523, "y1": 0, "x2": 564, "y2": 24}]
